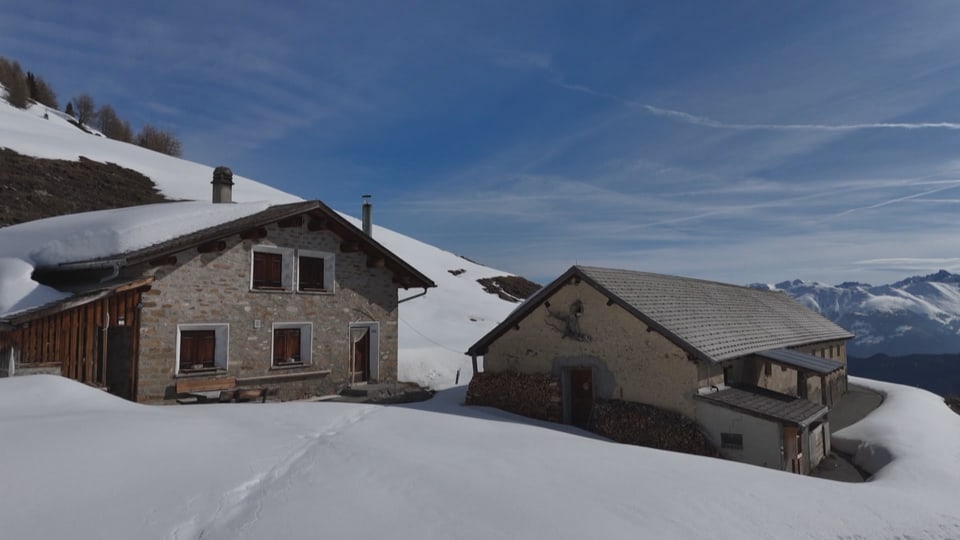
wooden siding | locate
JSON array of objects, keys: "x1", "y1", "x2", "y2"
[{"x1": 1, "y1": 288, "x2": 145, "y2": 389}]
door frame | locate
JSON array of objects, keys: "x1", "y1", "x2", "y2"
[
  {"x1": 348, "y1": 322, "x2": 380, "y2": 383},
  {"x1": 563, "y1": 367, "x2": 594, "y2": 427}
]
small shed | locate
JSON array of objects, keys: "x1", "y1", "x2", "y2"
[{"x1": 695, "y1": 385, "x2": 829, "y2": 474}]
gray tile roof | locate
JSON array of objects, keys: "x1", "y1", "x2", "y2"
[
  {"x1": 576, "y1": 266, "x2": 853, "y2": 363},
  {"x1": 695, "y1": 385, "x2": 828, "y2": 426},
  {"x1": 756, "y1": 348, "x2": 843, "y2": 375}
]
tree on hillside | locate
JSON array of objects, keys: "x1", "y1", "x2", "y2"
[
  {"x1": 26, "y1": 72, "x2": 58, "y2": 109},
  {"x1": 72, "y1": 93, "x2": 96, "y2": 125},
  {"x1": 135, "y1": 124, "x2": 182, "y2": 157},
  {"x1": 64, "y1": 101, "x2": 74, "y2": 118},
  {"x1": 0, "y1": 57, "x2": 29, "y2": 108},
  {"x1": 96, "y1": 104, "x2": 133, "y2": 142}
]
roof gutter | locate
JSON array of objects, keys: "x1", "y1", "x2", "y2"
[
  {"x1": 399, "y1": 287, "x2": 429, "y2": 304},
  {"x1": 55, "y1": 259, "x2": 125, "y2": 283}
]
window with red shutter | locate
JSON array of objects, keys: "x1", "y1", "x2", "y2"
[
  {"x1": 253, "y1": 251, "x2": 283, "y2": 289},
  {"x1": 180, "y1": 330, "x2": 216, "y2": 371},
  {"x1": 273, "y1": 328, "x2": 302, "y2": 365},
  {"x1": 298, "y1": 256, "x2": 326, "y2": 291}
]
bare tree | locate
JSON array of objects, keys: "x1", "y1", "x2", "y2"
[
  {"x1": 64, "y1": 101, "x2": 75, "y2": 118},
  {"x1": 72, "y1": 93, "x2": 96, "y2": 125},
  {"x1": 135, "y1": 124, "x2": 182, "y2": 157},
  {"x1": 96, "y1": 104, "x2": 133, "y2": 142},
  {"x1": 0, "y1": 56, "x2": 29, "y2": 108},
  {"x1": 27, "y1": 72, "x2": 58, "y2": 109}
]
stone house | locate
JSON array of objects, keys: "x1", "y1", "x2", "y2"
[
  {"x1": 466, "y1": 265, "x2": 853, "y2": 474},
  {"x1": 0, "y1": 172, "x2": 434, "y2": 402}
]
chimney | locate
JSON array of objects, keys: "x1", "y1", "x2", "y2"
[
  {"x1": 211, "y1": 166, "x2": 234, "y2": 203},
  {"x1": 362, "y1": 195, "x2": 372, "y2": 236}
]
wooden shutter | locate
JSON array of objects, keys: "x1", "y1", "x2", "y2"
[
  {"x1": 298, "y1": 256, "x2": 325, "y2": 291},
  {"x1": 180, "y1": 330, "x2": 216, "y2": 370},
  {"x1": 273, "y1": 328, "x2": 301, "y2": 364},
  {"x1": 253, "y1": 252, "x2": 283, "y2": 289}
]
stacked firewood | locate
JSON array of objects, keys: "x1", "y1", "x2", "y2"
[
  {"x1": 588, "y1": 399, "x2": 718, "y2": 456},
  {"x1": 466, "y1": 371, "x2": 562, "y2": 422}
]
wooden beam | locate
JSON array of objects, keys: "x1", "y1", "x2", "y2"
[
  {"x1": 239, "y1": 227, "x2": 267, "y2": 240},
  {"x1": 277, "y1": 216, "x2": 303, "y2": 228},
  {"x1": 148, "y1": 256, "x2": 177, "y2": 267},
  {"x1": 307, "y1": 218, "x2": 328, "y2": 231},
  {"x1": 366, "y1": 257, "x2": 385, "y2": 268},
  {"x1": 197, "y1": 240, "x2": 226, "y2": 253},
  {"x1": 340, "y1": 241, "x2": 360, "y2": 253}
]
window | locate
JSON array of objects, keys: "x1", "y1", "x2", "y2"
[
  {"x1": 298, "y1": 256, "x2": 326, "y2": 291},
  {"x1": 253, "y1": 252, "x2": 283, "y2": 289},
  {"x1": 296, "y1": 249, "x2": 334, "y2": 293},
  {"x1": 271, "y1": 323, "x2": 312, "y2": 367},
  {"x1": 721, "y1": 433, "x2": 744, "y2": 450},
  {"x1": 177, "y1": 324, "x2": 229, "y2": 373},
  {"x1": 250, "y1": 246, "x2": 293, "y2": 291},
  {"x1": 273, "y1": 328, "x2": 301, "y2": 364}
]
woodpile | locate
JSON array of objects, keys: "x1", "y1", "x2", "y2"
[
  {"x1": 589, "y1": 399, "x2": 717, "y2": 456},
  {"x1": 466, "y1": 371, "x2": 562, "y2": 422}
]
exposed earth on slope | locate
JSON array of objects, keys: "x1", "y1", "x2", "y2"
[{"x1": 0, "y1": 147, "x2": 170, "y2": 227}]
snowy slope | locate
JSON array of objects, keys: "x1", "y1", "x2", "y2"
[
  {"x1": 1, "y1": 375, "x2": 959, "y2": 540},
  {"x1": 755, "y1": 271, "x2": 960, "y2": 356},
  {"x1": 0, "y1": 94, "x2": 519, "y2": 388}
]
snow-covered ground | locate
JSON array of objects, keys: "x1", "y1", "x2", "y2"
[
  {"x1": 1, "y1": 375, "x2": 958, "y2": 540},
  {"x1": 3, "y1": 88, "x2": 960, "y2": 540}
]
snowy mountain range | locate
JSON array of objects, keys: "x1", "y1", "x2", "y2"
[{"x1": 754, "y1": 270, "x2": 960, "y2": 357}]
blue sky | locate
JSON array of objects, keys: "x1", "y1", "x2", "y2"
[{"x1": 4, "y1": 1, "x2": 960, "y2": 286}]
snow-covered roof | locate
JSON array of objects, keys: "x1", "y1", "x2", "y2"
[
  {"x1": 0, "y1": 200, "x2": 435, "y2": 319},
  {"x1": 0, "y1": 202, "x2": 271, "y2": 317}
]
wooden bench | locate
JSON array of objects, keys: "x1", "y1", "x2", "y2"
[{"x1": 175, "y1": 376, "x2": 268, "y2": 403}]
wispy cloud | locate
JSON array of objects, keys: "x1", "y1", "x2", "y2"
[{"x1": 644, "y1": 105, "x2": 960, "y2": 131}]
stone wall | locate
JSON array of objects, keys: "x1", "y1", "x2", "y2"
[
  {"x1": 482, "y1": 279, "x2": 702, "y2": 417},
  {"x1": 465, "y1": 371, "x2": 562, "y2": 422},
  {"x1": 133, "y1": 220, "x2": 400, "y2": 402},
  {"x1": 589, "y1": 399, "x2": 717, "y2": 457}
]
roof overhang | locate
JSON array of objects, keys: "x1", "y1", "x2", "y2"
[
  {"x1": 0, "y1": 276, "x2": 155, "y2": 326},
  {"x1": 695, "y1": 386, "x2": 828, "y2": 427},
  {"x1": 755, "y1": 348, "x2": 844, "y2": 375}
]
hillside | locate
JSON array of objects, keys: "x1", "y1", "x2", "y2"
[{"x1": 0, "y1": 93, "x2": 523, "y2": 389}]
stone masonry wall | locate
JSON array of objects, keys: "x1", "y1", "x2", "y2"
[
  {"x1": 482, "y1": 279, "x2": 702, "y2": 417},
  {"x1": 133, "y1": 221, "x2": 399, "y2": 402}
]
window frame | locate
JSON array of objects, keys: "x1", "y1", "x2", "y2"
[
  {"x1": 296, "y1": 249, "x2": 335, "y2": 294},
  {"x1": 176, "y1": 323, "x2": 229, "y2": 374},
  {"x1": 271, "y1": 322, "x2": 313, "y2": 368},
  {"x1": 720, "y1": 432, "x2": 744, "y2": 450},
  {"x1": 250, "y1": 245, "x2": 294, "y2": 292}
]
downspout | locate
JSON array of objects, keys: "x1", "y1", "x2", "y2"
[{"x1": 399, "y1": 288, "x2": 428, "y2": 304}]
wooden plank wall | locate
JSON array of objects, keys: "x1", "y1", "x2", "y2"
[{"x1": 0, "y1": 288, "x2": 144, "y2": 388}]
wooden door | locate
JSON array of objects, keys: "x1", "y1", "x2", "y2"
[
  {"x1": 570, "y1": 368, "x2": 593, "y2": 428},
  {"x1": 105, "y1": 326, "x2": 135, "y2": 400},
  {"x1": 352, "y1": 328, "x2": 370, "y2": 383}
]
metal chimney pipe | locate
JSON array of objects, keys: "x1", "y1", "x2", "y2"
[
  {"x1": 211, "y1": 166, "x2": 234, "y2": 203},
  {"x1": 362, "y1": 195, "x2": 372, "y2": 236}
]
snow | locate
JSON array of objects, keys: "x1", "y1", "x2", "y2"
[
  {"x1": 0, "y1": 95, "x2": 518, "y2": 384},
  {"x1": 2, "y1": 85, "x2": 960, "y2": 540},
  {"x1": 1, "y1": 374, "x2": 959, "y2": 539},
  {"x1": 0, "y1": 100, "x2": 298, "y2": 203},
  {"x1": 0, "y1": 202, "x2": 271, "y2": 317}
]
